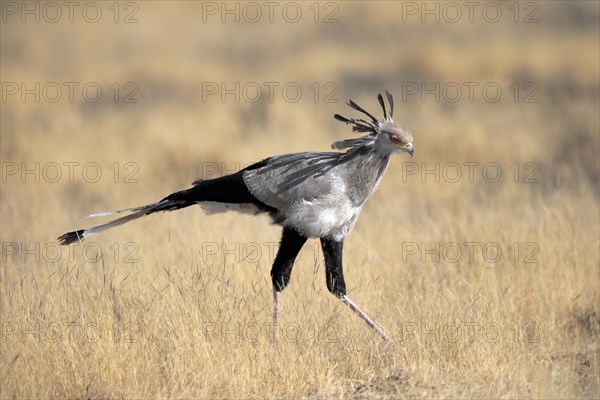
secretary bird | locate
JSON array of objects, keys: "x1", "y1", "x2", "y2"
[{"x1": 58, "y1": 91, "x2": 414, "y2": 341}]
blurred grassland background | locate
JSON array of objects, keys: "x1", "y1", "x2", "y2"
[{"x1": 1, "y1": 1, "x2": 599, "y2": 398}]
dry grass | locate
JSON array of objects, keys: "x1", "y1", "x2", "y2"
[{"x1": 1, "y1": 1, "x2": 599, "y2": 398}]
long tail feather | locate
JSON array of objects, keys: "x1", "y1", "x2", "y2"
[
  {"x1": 85, "y1": 204, "x2": 152, "y2": 218},
  {"x1": 58, "y1": 191, "x2": 195, "y2": 245},
  {"x1": 58, "y1": 172, "x2": 263, "y2": 245},
  {"x1": 58, "y1": 209, "x2": 154, "y2": 245}
]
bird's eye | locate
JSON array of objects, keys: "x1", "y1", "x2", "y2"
[{"x1": 390, "y1": 134, "x2": 404, "y2": 145}]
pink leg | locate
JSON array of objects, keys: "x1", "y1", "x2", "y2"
[
  {"x1": 342, "y1": 295, "x2": 390, "y2": 341},
  {"x1": 273, "y1": 288, "x2": 281, "y2": 340}
]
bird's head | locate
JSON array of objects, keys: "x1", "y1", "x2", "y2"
[
  {"x1": 332, "y1": 91, "x2": 414, "y2": 158},
  {"x1": 377, "y1": 120, "x2": 414, "y2": 157}
]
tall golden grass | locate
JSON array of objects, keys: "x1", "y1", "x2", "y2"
[{"x1": 1, "y1": 1, "x2": 598, "y2": 398}]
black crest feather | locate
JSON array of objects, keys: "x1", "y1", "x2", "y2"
[
  {"x1": 377, "y1": 93, "x2": 387, "y2": 120},
  {"x1": 385, "y1": 90, "x2": 394, "y2": 119},
  {"x1": 333, "y1": 91, "x2": 396, "y2": 151},
  {"x1": 346, "y1": 99, "x2": 378, "y2": 123}
]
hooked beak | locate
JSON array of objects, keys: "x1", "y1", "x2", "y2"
[{"x1": 406, "y1": 143, "x2": 414, "y2": 158}]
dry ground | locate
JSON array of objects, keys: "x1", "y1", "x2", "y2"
[{"x1": 1, "y1": 1, "x2": 599, "y2": 398}]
